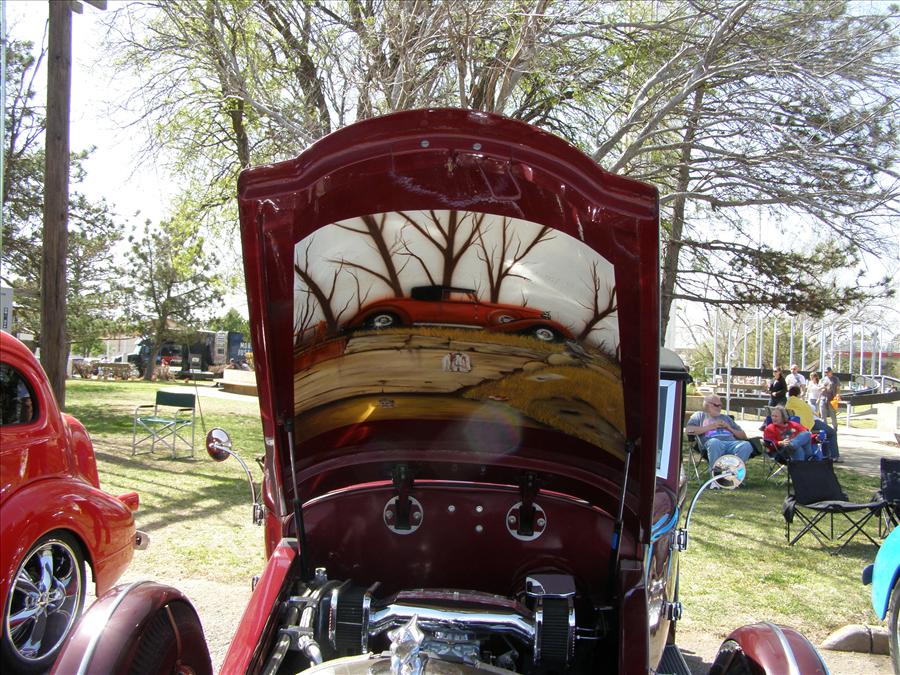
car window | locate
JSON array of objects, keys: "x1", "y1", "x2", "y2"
[{"x1": 0, "y1": 363, "x2": 38, "y2": 426}]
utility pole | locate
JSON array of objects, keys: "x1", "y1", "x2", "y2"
[{"x1": 40, "y1": 0, "x2": 105, "y2": 409}]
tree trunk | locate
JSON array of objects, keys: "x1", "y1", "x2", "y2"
[
  {"x1": 660, "y1": 85, "x2": 705, "y2": 345},
  {"x1": 40, "y1": 1, "x2": 72, "y2": 409},
  {"x1": 143, "y1": 344, "x2": 160, "y2": 381}
]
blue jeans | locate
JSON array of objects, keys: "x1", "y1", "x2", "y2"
[
  {"x1": 705, "y1": 438, "x2": 754, "y2": 467},
  {"x1": 783, "y1": 431, "x2": 820, "y2": 461},
  {"x1": 811, "y1": 418, "x2": 839, "y2": 460}
]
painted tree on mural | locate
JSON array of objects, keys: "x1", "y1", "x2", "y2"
[
  {"x1": 398, "y1": 211, "x2": 486, "y2": 288},
  {"x1": 331, "y1": 214, "x2": 406, "y2": 297},
  {"x1": 294, "y1": 239, "x2": 372, "y2": 342},
  {"x1": 475, "y1": 218, "x2": 555, "y2": 304},
  {"x1": 577, "y1": 261, "x2": 618, "y2": 344}
]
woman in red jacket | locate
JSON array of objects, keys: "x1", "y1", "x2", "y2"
[{"x1": 764, "y1": 406, "x2": 819, "y2": 461}]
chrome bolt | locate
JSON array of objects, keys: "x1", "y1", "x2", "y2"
[
  {"x1": 420, "y1": 140, "x2": 430, "y2": 148},
  {"x1": 385, "y1": 510, "x2": 394, "y2": 519},
  {"x1": 475, "y1": 505, "x2": 484, "y2": 513},
  {"x1": 508, "y1": 515, "x2": 517, "y2": 525},
  {"x1": 413, "y1": 511, "x2": 422, "y2": 521},
  {"x1": 537, "y1": 518, "x2": 546, "y2": 527},
  {"x1": 472, "y1": 143, "x2": 482, "y2": 150},
  {"x1": 475, "y1": 525, "x2": 484, "y2": 533},
  {"x1": 448, "y1": 505, "x2": 456, "y2": 513}
]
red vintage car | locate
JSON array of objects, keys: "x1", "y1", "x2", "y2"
[
  {"x1": 346, "y1": 285, "x2": 574, "y2": 342},
  {"x1": 0, "y1": 331, "x2": 144, "y2": 672},
  {"x1": 54, "y1": 110, "x2": 827, "y2": 674}
]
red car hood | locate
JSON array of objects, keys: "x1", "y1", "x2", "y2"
[{"x1": 238, "y1": 109, "x2": 659, "y2": 543}]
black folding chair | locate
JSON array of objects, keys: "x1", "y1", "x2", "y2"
[
  {"x1": 761, "y1": 438, "x2": 791, "y2": 483},
  {"x1": 876, "y1": 457, "x2": 900, "y2": 534},
  {"x1": 782, "y1": 460, "x2": 885, "y2": 554}
]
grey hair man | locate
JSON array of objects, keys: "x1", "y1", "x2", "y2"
[{"x1": 684, "y1": 395, "x2": 754, "y2": 467}]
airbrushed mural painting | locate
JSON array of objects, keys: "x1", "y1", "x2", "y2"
[{"x1": 292, "y1": 209, "x2": 625, "y2": 458}]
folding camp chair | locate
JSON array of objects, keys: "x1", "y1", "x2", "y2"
[
  {"x1": 686, "y1": 434, "x2": 707, "y2": 482},
  {"x1": 876, "y1": 457, "x2": 900, "y2": 535},
  {"x1": 782, "y1": 460, "x2": 885, "y2": 554},
  {"x1": 761, "y1": 439, "x2": 791, "y2": 483},
  {"x1": 760, "y1": 415, "x2": 825, "y2": 482},
  {"x1": 132, "y1": 391, "x2": 197, "y2": 459}
]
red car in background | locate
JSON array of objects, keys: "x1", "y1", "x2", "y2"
[
  {"x1": 346, "y1": 285, "x2": 574, "y2": 342},
  {"x1": 0, "y1": 331, "x2": 143, "y2": 672}
]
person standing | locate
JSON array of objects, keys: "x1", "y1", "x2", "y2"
[
  {"x1": 806, "y1": 372, "x2": 823, "y2": 414},
  {"x1": 785, "y1": 364, "x2": 807, "y2": 396},
  {"x1": 684, "y1": 395, "x2": 755, "y2": 467},
  {"x1": 821, "y1": 367, "x2": 841, "y2": 431},
  {"x1": 768, "y1": 367, "x2": 787, "y2": 407}
]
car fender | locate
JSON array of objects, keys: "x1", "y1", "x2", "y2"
[
  {"x1": 870, "y1": 527, "x2": 900, "y2": 620},
  {"x1": 221, "y1": 538, "x2": 299, "y2": 673},
  {"x1": 62, "y1": 413, "x2": 101, "y2": 488},
  {"x1": 723, "y1": 622, "x2": 828, "y2": 674},
  {"x1": 51, "y1": 581, "x2": 212, "y2": 675},
  {"x1": 0, "y1": 478, "x2": 136, "y2": 610}
]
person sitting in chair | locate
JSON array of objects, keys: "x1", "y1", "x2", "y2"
[
  {"x1": 685, "y1": 395, "x2": 754, "y2": 467},
  {"x1": 763, "y1": 405, "x2": 820, "y2": 461},
  {"x1": 785, "y1": 385, "x2": 839, "y2": 461}
]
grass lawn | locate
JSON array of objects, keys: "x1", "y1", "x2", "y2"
[
  {"x1": 678, "y1": 466, "x2": 882, "y2": 642},
  {"x1": 67, "y1": 379, "x2": 267, "y2": 585},
  {"x1": 66, "y1": 379, "x2": 884, "y2": 642}
]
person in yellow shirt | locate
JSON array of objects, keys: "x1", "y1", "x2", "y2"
[
  {"x1": 785, "y1": 387, "x2": 815, "y2": 430},
  {"x1": 785, "y1": 385, "x2": 839, "y2": 461}
]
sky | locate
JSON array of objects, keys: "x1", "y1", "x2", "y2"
[{"x1": 6, "y1": 1, "x2": 173, "y2": 223}]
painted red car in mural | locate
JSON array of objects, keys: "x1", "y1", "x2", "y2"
[
  {"x1": 54, "y1": 110, "x2": 827, "y2": 674},
  {"x1": 346, "y1": 285, "x2": 575, "y2": 342},
  {"x1": 0, "y1": 331, "x2": 143, "y2": 672}
]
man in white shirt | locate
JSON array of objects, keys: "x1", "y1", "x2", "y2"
[{"x1": 785, "y1": 364, "x2": 807, "y2": 395}]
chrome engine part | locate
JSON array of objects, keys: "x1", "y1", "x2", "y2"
[{"x1": 266, "y1": 571, "x2": 581, "y2": 674}]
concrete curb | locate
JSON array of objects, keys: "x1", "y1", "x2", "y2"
[{"x1": 820, "y1": 624, "x2": 889, "y2": 655}]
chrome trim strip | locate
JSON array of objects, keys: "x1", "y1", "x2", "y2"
[
  {"x1": 368, "y1": 601, "x2": 536, "y2": 645},
  {"x1": 761, "y1": 621, "x2": 802, "y2": 675},
  {"x1": 360, "y1": 582, "x2": 380, "y2": 653},
  {"x1": 77, "y1": 580, "x2": 151, "y2": 675}
]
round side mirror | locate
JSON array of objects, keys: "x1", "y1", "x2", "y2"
[
  {"x1": 711, "y1": 455, "x2": 746, "y2": 490},
  {"x1": 206, "y1": 428, "x2": 233, "y2": 462}
]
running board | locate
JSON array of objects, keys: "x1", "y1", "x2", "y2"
[{"x1": 658, "y1": 643, "x2": 692, "y2": 675}]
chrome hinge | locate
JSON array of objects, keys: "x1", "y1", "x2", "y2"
[
  {"x1": 664, "y1": 601, "x2": 683, "y2": 621},
  {"x1": 674, "y1": 529, "x2": 688, "y2": 552},
  {"x1": 253, "y1": 502, "x2": 265, "y2": 526}
]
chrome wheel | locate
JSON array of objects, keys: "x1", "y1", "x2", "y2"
[
  {"x1": 532, "y1": 327, "x2": 557, "y2": 342},
  {"x1": 3, "y1": 535, "x2": 84, "y2": 670},
  {"x1": 369, "y1": 313, "x2": 398, "y2": 329}
]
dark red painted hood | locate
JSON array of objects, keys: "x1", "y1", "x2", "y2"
[{"x1": 237, "y1": 109, "x2": 659, "y2": 541}]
